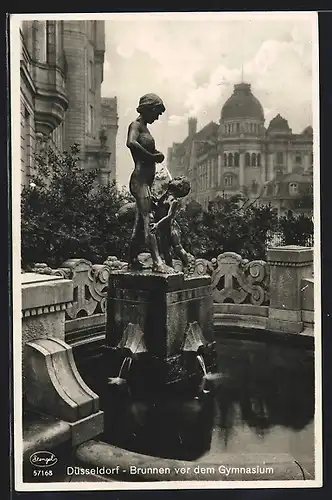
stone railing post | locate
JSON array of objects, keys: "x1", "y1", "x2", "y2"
[
  {"x1": 22, "y1": 273, "x2": 103, "y2": 447},
  {"x1": 266, "y1": 246, "x2": 313, "y2": 333}
]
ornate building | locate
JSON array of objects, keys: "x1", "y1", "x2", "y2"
[
  {"x1": 167, "y1": 82, "x2": 313, "y2": 213},
  {"x1": 20, "y1": 20, "x2": 118, "y2": 188}
]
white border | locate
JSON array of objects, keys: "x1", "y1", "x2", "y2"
[{"x1": 10, "y1": 11, "x2": 322, "y2": 492}]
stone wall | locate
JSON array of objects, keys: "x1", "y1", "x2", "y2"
[{"x1": 21, "y1": 272, "x2": 104, "y2": 464}]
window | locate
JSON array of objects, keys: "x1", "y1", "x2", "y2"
[
  {"x1": 224, "y1": 176, "x2": 233, "y2": 187},
  {"x1": 46, "y1": 21, "x2": 56, "y2": 64},
  {"x1": 276, "y1": 152, "x2": 284, "y2": 164},
  {"x1": 295, "y1": 154, "x2": 302, "y2": 164},
  {"x1": 88, "y1": 60, "x2": 94, "y2": 90},
  {"x1": 251, "y1": 180, "x2": 258, "y2": 194},
  {"x1": 88, "y1": 105, "x2": 94, "y2": 134},
  {"x1": 236, "y1": 123, "x2": 240, "y2": 133},
  {"x1": 245, "y1": 152, "x2": 251, "y2": 166},
  {"x1": 257, "y1": 153, "x2": 261, "y2": 167},
  {"x1": 23, "y1": 107, "x2": 30, "y2": 174},
  {"x1": 228, "y1": 153, "x2": 233, "y2": 167},
  {"x1": 234, "y1": 152, "x2": 240, "y2": 167},
  {"x1": 92, "y1": 21, "x2": 97, "y2": 42},
  {"x1": 224, "y1": 153, "x2": 228, "y2": 167},
  {"x1": 251, "y1": 153, "x2": 257, "y2": 167},
  {"x1": 35, "y1": 21, "x2": 48, "y2": 62},
  {"x1": 289, "y1": 182, "x2": 299, "y2": 195}
]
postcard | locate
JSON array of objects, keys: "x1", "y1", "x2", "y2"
[{"x1": 10, "y1": 11, "x2": 321, "y2": 492}]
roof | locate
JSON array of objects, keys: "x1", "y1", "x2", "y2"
[
  {"x1": 264, "y1": 171, "x2": 313, "y2": 199},
  {"x1": 267, "y1": 113, "x2": 291, "y2": 132},
  {"x1": 172, "y1": 121, "x2": 218, "y2": 154},
  {"x1": 221, "y1": 83, "x2": 264, "y2": 121},
  {"x1": 268, "y1": 172, "x2": 312, "y2": 184},
  {"x1": 194, "y1": 121, "x2": 219, "y2": 141}
]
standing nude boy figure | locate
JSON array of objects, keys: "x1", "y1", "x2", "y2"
[{"x1": 126, "y1": 93, "x2": 171, "y2": 273}]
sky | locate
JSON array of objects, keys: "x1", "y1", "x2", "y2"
[{"x1": 100, "y1": 13, "x2": 316, "y2": 188}]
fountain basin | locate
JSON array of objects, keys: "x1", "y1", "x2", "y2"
[{"x1": 74, "y1": 440, "x2": 312, "y2": 481}]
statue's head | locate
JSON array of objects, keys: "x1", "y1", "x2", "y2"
[
  {"x1": 168, "y1": 176, "x2": 191, "y2": 198},
  {"x1": 136, "y1": 93, "x2": 166, "y2": 124}
]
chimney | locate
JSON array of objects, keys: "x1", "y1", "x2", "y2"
[{"x1": 188, "y1": 117, "x2": 197, "y2": 138}]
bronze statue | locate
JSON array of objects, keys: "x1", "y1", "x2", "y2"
[
  {"x1": 151, "y1": 176, "x2": 195, "y2": 271},
  {"x1": 126, "y1": 93, "x2": 171, "y2": 273}
]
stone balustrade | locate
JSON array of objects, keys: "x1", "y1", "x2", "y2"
[{"x1": 27, "y1": 245, "x2": 314, "y2": 343}]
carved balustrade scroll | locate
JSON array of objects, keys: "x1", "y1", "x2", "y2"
[
  {"x1": 30, "y1": 251, "x2": 270, "y2": 318},
  {"x1": 31, "y1": 257, "x2": 128, "y2": 320},
  {"x1": 210, "y1": 252, "x2": 269, "y2": 306}
]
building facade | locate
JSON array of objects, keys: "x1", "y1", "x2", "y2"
[
  {"x1": 20, "y1": 20, "x2": 118, "y2": 188},
  {"x1": 167, "y1": 82, "x2": 313, "y2": 213}
]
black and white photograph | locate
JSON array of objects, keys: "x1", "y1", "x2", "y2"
[{"x1": 10, "y1": 11, "x2": 321, "y2": 491}]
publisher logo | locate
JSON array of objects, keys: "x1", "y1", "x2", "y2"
[{"x1": 29, "y1": 451, "x2": 58, "y2": 468}]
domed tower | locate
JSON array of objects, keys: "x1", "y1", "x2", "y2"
[
  {"x1": 217, "y1": 82, "x2": 266, "y2": 197},
  {"x1": 267, "y1": 114, "x2": 292, "y2": 136}
]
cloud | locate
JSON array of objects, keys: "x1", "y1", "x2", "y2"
[{"x1": 101, "y1": 15, "x2": 315, "y2": 186}]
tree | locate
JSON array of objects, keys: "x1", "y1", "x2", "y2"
[
  {"x1": 21, "y1": 144, "x2": 133, "y2": 269},
  {"x1": 177, "y1": 195, "x2": 279, "y2": 261},
  {"x1": 278, "y1": 211, "x2": 313, "y2": 247}
]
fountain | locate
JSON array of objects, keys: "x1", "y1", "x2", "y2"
[{"x1": 103, "y1": 93, "x2": 217, "y2": 406}]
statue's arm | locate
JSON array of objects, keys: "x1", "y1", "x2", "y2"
[
  {"x1": 126, "y1": 122, "x2": 160, "y2": 161},
  {"x1": 151, "y1": 199, "x2": 179, "y2": 232}
]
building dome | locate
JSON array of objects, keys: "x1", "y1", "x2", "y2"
[
  {"x1": 267, "y1": 114, "x2": 291, "y2": 133},
  {"x1": 301, "y1": 125, "x2": 313, "y2": 136},
  {"x1": 221, "y1": 83, "x2": 264, "y2": 121}
]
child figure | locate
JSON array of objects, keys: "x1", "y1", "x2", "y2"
[{"x1": 150, "y1": 176, "x2": 194, "y2": 270}]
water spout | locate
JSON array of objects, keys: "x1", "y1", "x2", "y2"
[
  {"x1": 108, "y1": 357, "x2": 132, "y2": 386},
  {"x1": 197, "y1": 354, "x2": 208, "y2": 377},
  {"x1": 196, "y1": 355, "x2": 210, "y2": 395},
  {"x1": 119, "y1": 357, "x2": 132, "y2": 377}
]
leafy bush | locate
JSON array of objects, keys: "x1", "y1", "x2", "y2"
[
  {"x1": 278, "y1": 211, "x2": 314, "y2": 247},
  {"x1": 177, "y1": 195, "x2": 280, "y2": 261},
  {"x1": 21, "y1": 144, "x2": 133, "y2": 269},
  {"x1": 21, "y1": 145, "x2": 314, "y2": 268}
]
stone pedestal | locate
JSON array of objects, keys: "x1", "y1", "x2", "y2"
[
  {"x1": 107, "y1": 271, "x2": 213, "y2": 355},
  {"x1": 266, "y1": 246, "x2": 313, "y2": 333},
  {"x1": 105, "y1": 271, "x2": 215, "y2": 393}
]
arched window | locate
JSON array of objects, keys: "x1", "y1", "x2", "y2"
[
  {"x1": 257, "y1": 153, "x2": 261, "y2": 167},
  {"x1": 245, "y1": 152, "x2": 251, "y2": 166},
  {"x1": 228, "y1": 153, "x2": 233, "y2": 167},
  {"x1": 234, "y1": 152, "x2": 240, "y2": 167},
  {"x1": 224, "y1": 153, "x2": 228, "y2": 167},
  {"x1": 289, "y1": 182, "x2": 299, "y2": 195},
  {"x1": 251, "y1": 153, "x2": 257, "y2": 167},
  {"x1": 224, "y1": 176, "x2": 233, "y2": 187}
]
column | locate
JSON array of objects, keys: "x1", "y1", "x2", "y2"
[
  {"x1": 218, "y1": 154, "x2": 222, "y2": 187},
  {"x1": 239, "y1": 152, "x2": 245, "y2": 188},
  {"x1": 286, "y1": 149, "x2": 292, "y2": 173}
]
